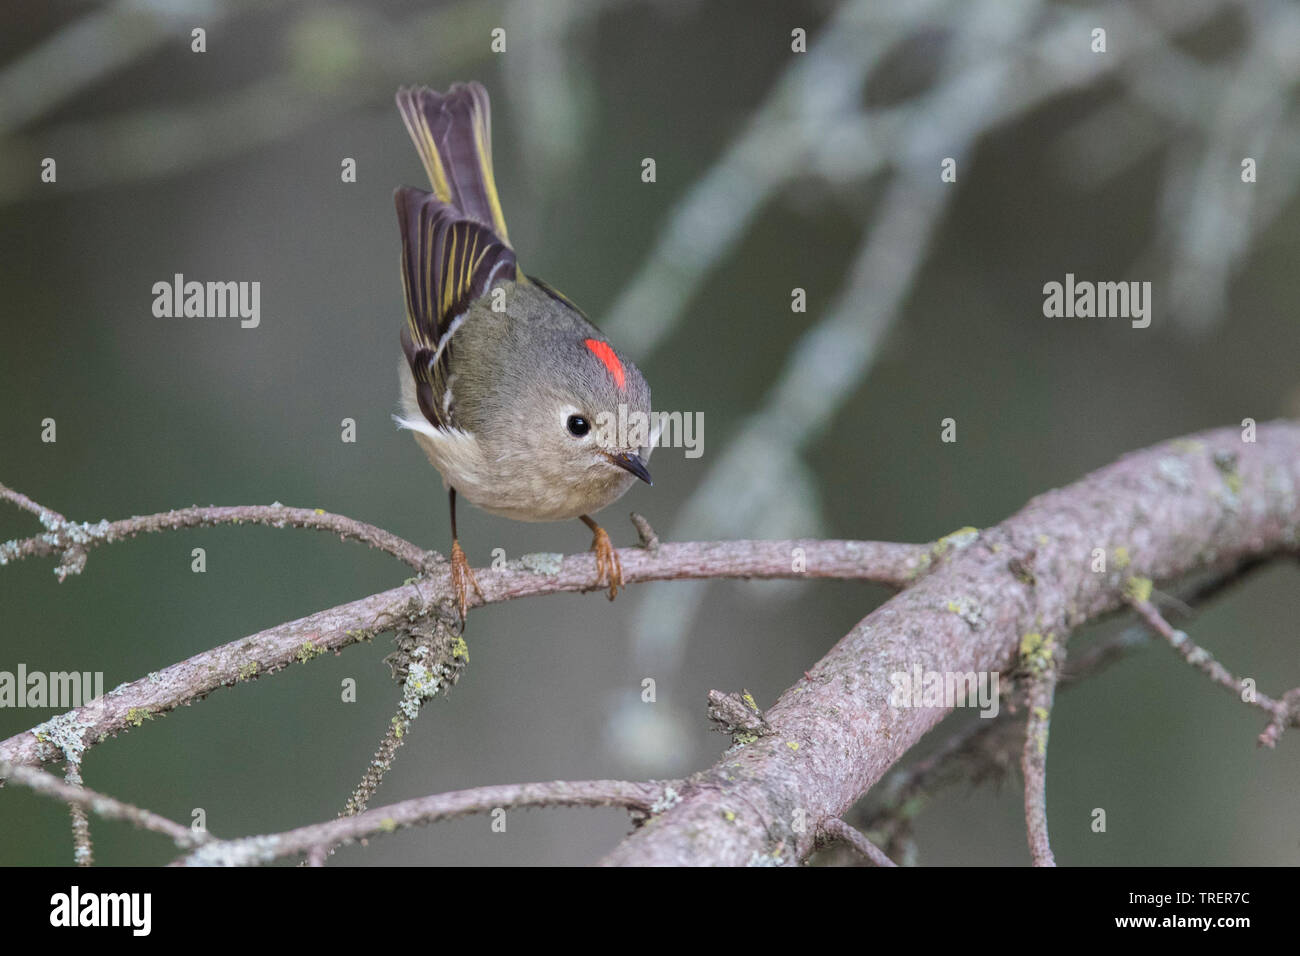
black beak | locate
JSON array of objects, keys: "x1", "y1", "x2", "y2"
[{"x1": 610, "y1": 451, "x2": 653, "y2": 486}]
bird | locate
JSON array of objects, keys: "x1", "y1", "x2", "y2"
[{"x1": 391, "y1": 82, "x2": 653, "y2": 621}]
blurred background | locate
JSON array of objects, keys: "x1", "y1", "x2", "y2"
[{"x1": 2, "y1": 0, "x2": 1298, "y2": 866}]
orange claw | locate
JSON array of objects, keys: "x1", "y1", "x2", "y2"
[
  {"x1": 449, "y1": 540, "x2": 484, "y2": 621},
  {"x1": 588, "y1": 523, "x2": 624, "y2": 600}
]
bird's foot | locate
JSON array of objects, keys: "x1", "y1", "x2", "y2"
[
  {"x1": 589, "y1": 524, "x2": 624, "y2": 600},
  {"x1": 449, "y1": 540, "x2": 484, "y2": 621}
]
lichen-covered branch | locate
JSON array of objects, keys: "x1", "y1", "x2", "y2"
[
  {"x1": 1019, "y1": 631, "x2": 1062, "y2": 867},
  {"x1": 599, "y1": 421, "x2": 1300, "y2": 866},
  {"x1": 0, "y1": 533, "x2": 930, "y2": 769}
]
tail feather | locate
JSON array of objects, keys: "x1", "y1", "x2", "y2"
[{"x1": 396, "y1": 82, "x2": 511, "y2": 246}]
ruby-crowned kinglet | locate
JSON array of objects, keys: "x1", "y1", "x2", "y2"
[{"x1": 392, "y1": 82, "x2": 653, "y2": 619}]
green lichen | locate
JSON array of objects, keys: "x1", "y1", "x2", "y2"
[
  {"x1": 238, "y1": 661, "x2": 260, "y2": 681},
  {"x1": 932, "y1": 526, "x2": 978, "y2": 557},
  {"x1": 1019, "y1": 632, "x2": 1057, "y2": 674},
  {"x1": 296, "y1": 640, "x2": 326, "y2": 664},
  {"x1": 126, "y1": 707, "x2": 154, "y2": 727},
  {"x1": 451, "y1": 636, "x2": 469, "y2": 662},
  {"x1": 1213, "y1": 451, "x2": 1243, "y2": 497},
  {"x1": 398, "y1": 661, "x2": 443, "y2": 720},
  {"x1": 1125, "y1": 576, "x2": 1153, "y2": 603},
  {"x1": 722, "y1": 809, "x2": 737, "y2": 823},
  {"x1": 786, "y1": 741, "x2": 800, "y2": 751},
  {"x1": 1112, "y1": 546, "x2": 1131, "y2": 570},
  {"x1": 945, "y1": 596, "x2": 985, "y2": 629},
  {"x1": 741, "y1": 691, "x2": 759, "y2": 713},
  {"x1": 30, "y1": 710, "x2": 99, "y2": 764},
  {"x1": 905, "y1": 550, "x2": 933, "y2": 581}
]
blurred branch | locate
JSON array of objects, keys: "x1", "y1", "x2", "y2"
[
  {"x1": 1127, "y1": 588, "x2": 1300, "y2": 747},
  {"x1": 0, "y1": 0, "x2": 240, "y2": 135},
  {"x1": 620, "y1": 0, "x2": 1048, "y2": 682},
  {"x1": 602, "y1": 0, "x2": 958, "y2": 359},
  {"x1": 0, "y1": 0, "x2": 506, "y2": 204}
]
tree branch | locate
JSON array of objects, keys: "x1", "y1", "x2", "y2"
[
  {"x1": 818, "y1": 818, "x2": 898, "y2": 867},
  {"x1": 0, "y1": 759, "x2": 206, "y2": 849},
  {"x1": 1127, "y1": 586, "x2": 1300, "y2": 747},
  {"x1": 173, "y1": 779, "x2": 671, "y2": 866},
  {"x1": 1019, "y1": 632, "x2": 1062, "y2": 867},
  {"x1": 0, "y1": 534, "x2": 930, "y2": 769},
  {"x1": 598, "y1": 421, "x2": 1300, "y2": 865},
  {"x1": 0, "y1": 490, "x2": 439, "y2": 577}
]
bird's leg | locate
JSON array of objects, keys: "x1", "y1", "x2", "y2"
[
  {"x1": 580, "y1": 514, "x2": 623, "y2": 600},
  {"x1": 448, "y1": 488, "x2": 483, "y2": 620}
]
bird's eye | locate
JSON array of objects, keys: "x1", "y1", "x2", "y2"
[{"x1": 566, "y1": 414, "x2": 590, "y2": 437}]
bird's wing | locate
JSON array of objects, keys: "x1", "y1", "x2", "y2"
[{"x1": 395, "y1": 186, "x2": 517, "y2": 430}]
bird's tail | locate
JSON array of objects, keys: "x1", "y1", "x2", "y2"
[{"x1": 395, "y1": 82, "x2": 512, "y2": 247}]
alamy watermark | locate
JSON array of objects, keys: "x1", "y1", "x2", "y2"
[
  {"x1": 151, "y1": 273, "x2": 260, "y2": 328},
  {"x1": 1042, "y1": 273, "x2": 1151, "y2": 328},
  {"x1": 594, "y1": 404, "x2": 704, "y2": 458},
  {"x1": 889, "y1": 665, "x2": 1000, "y2": 718},
  {"x1": 0, "y1": 665, "x2": 105, "y2": 709}
]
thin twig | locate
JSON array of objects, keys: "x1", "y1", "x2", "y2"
[
  {"x1": 174, "y1": 779, "x2": 671, "y2": 866},
  {"x1": 64, "y1": 759, "x2": 93, "y2": 867},
  {"x1": 326, "y1": 604, "x2": 469, "y2": 864},
  {"x1": 1127, "y1": 586, "x2": 1299, "y2": 747},
  {"x1": 0, "y1": 759, "x2": 207, "y2": 849},
  {"x1": 0, "y1": 486, "x2": 439, "y2": 577},
  {"x1": 1019, "y1": 633, "x2": 1062, "y2": 867},
  {"x1": 819, "y1": 818, "x2": 898, "y2": 867}
]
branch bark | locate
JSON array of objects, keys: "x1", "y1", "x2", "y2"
[
  {"x1": 598, "y1": 421, "x2": 1300, "y2": 865},
  {"x1": 173, "y1": 779, "x2": 668, "y2": 866},
  {"x1": 0, "y1": 536, "x2": 928, "y2": 769}
]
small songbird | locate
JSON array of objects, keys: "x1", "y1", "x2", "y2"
[{"x1": 392, "y1": 82, "x2": 653, "y2": 620}]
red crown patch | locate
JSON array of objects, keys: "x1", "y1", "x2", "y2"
[{"x1": 584, "y1": 338, "x2": 626, "y2": 390}]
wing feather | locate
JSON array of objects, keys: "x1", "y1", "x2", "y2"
[{"x1": 395, "y1": 186, "x2": 516, "y2": 429}]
